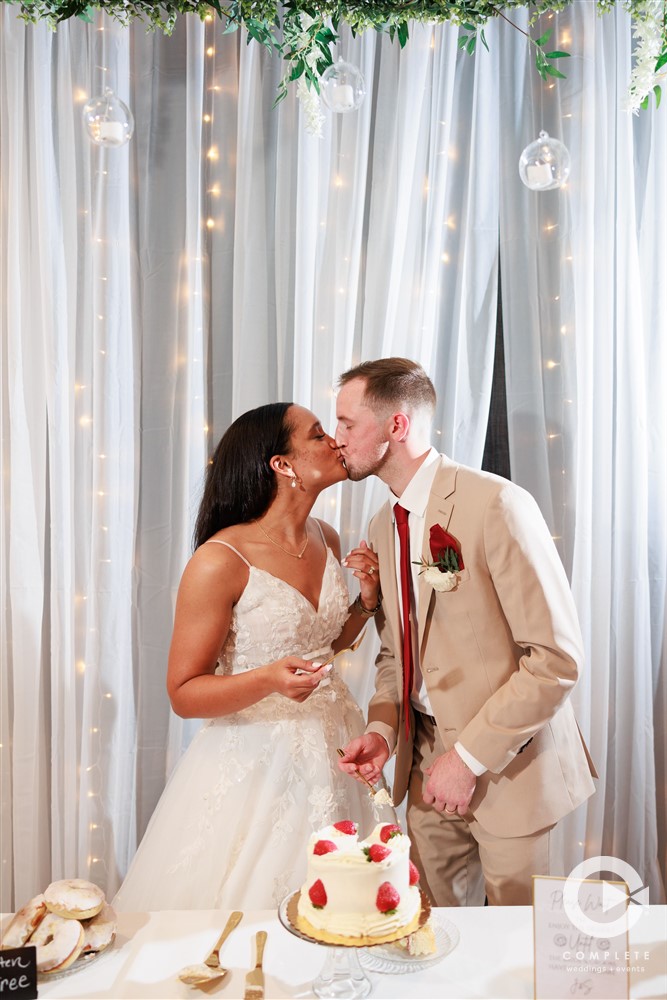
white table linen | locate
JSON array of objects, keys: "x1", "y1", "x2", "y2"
[{"x1": 2, "y1": 905, "x2": 664, "y2": 999}]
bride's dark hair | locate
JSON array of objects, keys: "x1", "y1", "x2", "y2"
[{"x1": 193, "y1": 402, "x2": 295, "y2": 549}]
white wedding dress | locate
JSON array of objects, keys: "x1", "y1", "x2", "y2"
[{"x1": 113, "y1": 536, "x2": 390, "y2": 912}]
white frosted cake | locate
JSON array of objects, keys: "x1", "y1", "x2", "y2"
[{"x1": 296, "y1": 820, "x2": 422, "y2": 941}]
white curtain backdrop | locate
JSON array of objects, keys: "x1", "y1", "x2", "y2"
[{"x1": 1, "y1": 3, "x2": 665, "y2": 910}]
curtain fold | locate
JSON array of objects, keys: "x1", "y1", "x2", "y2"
[
  {"x1": 1, "y1": 3, "x2": 664, "y2": 909},
  {"x1": 499, "y1": 5, "x2": 666, "y2": 897}
]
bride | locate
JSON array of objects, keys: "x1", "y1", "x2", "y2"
[{"x1": 113, "y1": 402, "x2": 390, "y2": 911}]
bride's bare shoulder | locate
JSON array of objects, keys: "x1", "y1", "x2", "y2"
[
  {"x1": 313, "y1": 518, "x2": 341, "y2": 559},
  {"x1": 185, "y1": 529, "x2": 252, "y2": 585}
]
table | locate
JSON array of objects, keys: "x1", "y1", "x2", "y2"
[{"x1": 3, "y1": 905, "x2": 665, "y2": 999}]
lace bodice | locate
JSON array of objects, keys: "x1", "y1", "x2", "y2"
[{"x1": 215, "y1": 542, "x2": 349, "y2": 668}]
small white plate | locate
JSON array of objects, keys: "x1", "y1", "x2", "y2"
[{"x1": 359, "y1": 916, "x2": 459, "y2": 974}]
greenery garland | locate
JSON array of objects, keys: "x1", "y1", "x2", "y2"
[{"x1": 5, "y1": 1, "x2": 667, "y2": 112}]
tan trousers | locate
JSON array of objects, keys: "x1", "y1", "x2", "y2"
[{"x1": 406, "y1": 712, "x2": 562, "y2": 906}]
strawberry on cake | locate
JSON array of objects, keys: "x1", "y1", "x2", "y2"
[{"x1": 296, "y1": 821, "x2": 423, "y2": 943}]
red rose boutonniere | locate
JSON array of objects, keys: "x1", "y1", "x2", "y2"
[{"x1": 413, "y1": 524, "x2": 465, "y2": 592}]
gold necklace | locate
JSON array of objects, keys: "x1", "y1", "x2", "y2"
[{"x1": 258, "y1": 521, "x2": 309, "y2": 559}]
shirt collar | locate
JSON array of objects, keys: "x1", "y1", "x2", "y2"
[{"x1": 391, "y1": 447, "x2": 440, "y2": 520}]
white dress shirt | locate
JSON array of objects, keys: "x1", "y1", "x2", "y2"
[{"x1": 384, "y1": 448, "x2": 487, "y2": 776}]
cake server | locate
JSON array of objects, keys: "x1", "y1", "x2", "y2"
[{"x1": 244, "y1": 930, "x2": 267, "y2": 1000}]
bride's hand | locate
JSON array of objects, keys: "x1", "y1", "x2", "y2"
[
  {"x1": 343, "y1": 540, "x2": 380, "y2": 610},
  {"x1": 265, "y1": 657, "x2": 332, "y2": 702}
]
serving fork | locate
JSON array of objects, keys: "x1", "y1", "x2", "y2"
[
  {"x1": 336, "y1": 746, "x2": 378, "y2": 796},
  {"x1": 320, "y1": 628, "x2": 367, "y2": 668}
]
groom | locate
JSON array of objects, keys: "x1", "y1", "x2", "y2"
[{"x1": 336, "y1": 358, "x2": 596, "y2": 906}]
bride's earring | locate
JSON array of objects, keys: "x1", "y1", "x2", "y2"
[
  {"x1": 290, "y1": 473, "x2": 297, "y2": 489},
  {"x1": 289, "y1": 470, "x2": 305, "y2": 491}
]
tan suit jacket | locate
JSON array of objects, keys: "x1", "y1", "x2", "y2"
[{"x1": 367, "y1": 457, "x2": 596, "y2": 838}]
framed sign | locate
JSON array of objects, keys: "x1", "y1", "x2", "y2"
[{"x1": 533, "y1": 875, "x2": 631, "y2": 1000}]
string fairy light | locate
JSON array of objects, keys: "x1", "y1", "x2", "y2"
[{"x1": 73, "y1": 6, "x2": 137, "y2": 888}]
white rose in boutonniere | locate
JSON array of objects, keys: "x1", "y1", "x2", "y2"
[
  {"x1": 414, "y1": 524, "x2": 465, "y2": 592},
  {"x1": 423, "y1": 566, "x2": 458, "y2": 592}
]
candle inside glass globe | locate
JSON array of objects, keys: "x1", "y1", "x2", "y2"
[
  {"x1": 82, "y1": 89, "x2": 134, "y2": 147},
  {"x1": 519, "y1": 130, "x2": 570, "y2": 191},
  {"x1": 320, "y1": 58, "x2": 365, "y2": 114}
]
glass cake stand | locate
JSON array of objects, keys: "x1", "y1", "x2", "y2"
[{"x1": 278, "y1": 890, "x2": 430, "y2": 999}]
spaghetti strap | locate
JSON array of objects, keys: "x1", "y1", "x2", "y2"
[
  {"x1": 314, "y1": 519, "x2": 328, "y2": 546},
  {"x1": 205, "y1": 539, "x2": 252, "y2": 568}
]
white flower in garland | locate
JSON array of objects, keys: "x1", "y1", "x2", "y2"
[
  {"x1": 625, "y1": 0, "x2": 666, "y2": 112},
  {"x1": 297, "y1": 76, "x2": 325, "y2": 137}
]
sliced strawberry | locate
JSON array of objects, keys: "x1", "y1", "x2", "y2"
[
  {"x1": 376, "y1": 881, "x2": 400, "y2": 913},
  {"x1": 408, "y1": 860, "x2": 420, "y2": 885},
  {"x1": 365, "y1": 843, "x2": 391, "y2": 863},
  {"x1": 313, "y1": 840, "x2": 338, "y2": 856},
  {"x1": 308, "y1": 879, "x2": 327, "y2": 909},
  {"x1": 332, "y1": 820, "x2": 357, "y2": 836},
  {"x1": 379, "y1": 823, "x2": 402, "y2": 843}
]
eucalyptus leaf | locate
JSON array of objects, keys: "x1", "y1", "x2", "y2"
[
  {"x1": 545, "y1": 64, "x2": 567, "y2": 79},
  {"x1": 7, "y1": 0, "x2": 663, "y2": 114},
  {"x1": 289, "y1": 58, "x2": 305, "y2": 80}
]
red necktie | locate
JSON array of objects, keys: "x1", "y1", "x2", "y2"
[{"x1": 394, "y1": 503, "x2": 414, "y2": 739}]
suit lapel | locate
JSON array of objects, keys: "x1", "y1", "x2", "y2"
[
  {"x1": 417, "y1": 460, "x2": 458, "y2": 652},
  {"x1": 375, "y1": 501, "x2": 401, "y2": 637}
]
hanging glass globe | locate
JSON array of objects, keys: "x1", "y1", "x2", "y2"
[
  {"x1": 82, "y1": 89, "x2": 134, "y2": 147},
  {"x1": 320, "y1": 57, "x2": 365, "y2": 113},
  {"x1": 519, "y1": 130, "x2": 570, "y2": 191}
]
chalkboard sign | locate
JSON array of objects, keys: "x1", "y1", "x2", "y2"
[{"x1": 0, "y1": 946, "x2": 37, "y2": 999}]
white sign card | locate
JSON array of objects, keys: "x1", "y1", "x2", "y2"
[{"x1": 533, "y1": 875, "x2": 630, "y2": 999}]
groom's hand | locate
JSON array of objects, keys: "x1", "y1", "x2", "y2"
[
  {"x1": 423, "y1": 748, "x2": 476, "y2": 816},
  {"x1": 338, "y1": 733, "x2": 389, "y2": 785}
]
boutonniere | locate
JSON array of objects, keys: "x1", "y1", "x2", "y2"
[{"x1": 413, "y1": 524, "x2": 465, "y2": 592}]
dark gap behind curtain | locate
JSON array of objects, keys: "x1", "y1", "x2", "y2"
[{"x1": 482, "y1": 262, "x2": 510, "y2": 480}]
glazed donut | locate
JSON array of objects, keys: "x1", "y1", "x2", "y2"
[
  {"x1": 1, "y1": 894, "x2": 47, "y2": 948},
  {"x1": 81, "y1": 903, "x2": 116, "y2": 954},
  {"x1": 29, "y1": 912, "x2": 84, "y2": 974},
  {"x1": 44, "y1": 879, "x2": 105, "y2": 920}
]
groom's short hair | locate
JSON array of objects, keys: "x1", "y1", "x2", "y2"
[{"x1": 338, "y1": 358, "x2": 436, "y2": 417}]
